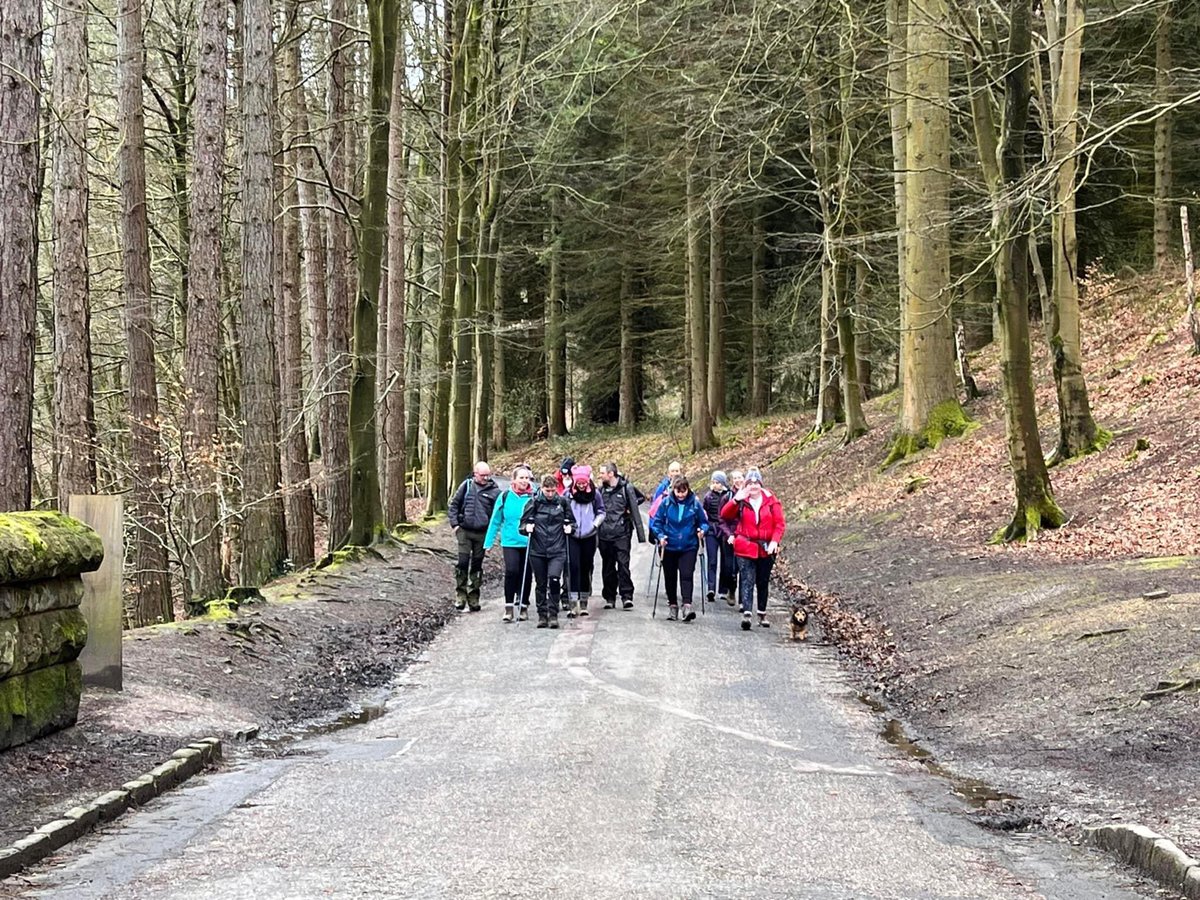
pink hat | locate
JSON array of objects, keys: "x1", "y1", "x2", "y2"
[{"x1": 570, "y1": 464, "x2": 592, "y2": 482}]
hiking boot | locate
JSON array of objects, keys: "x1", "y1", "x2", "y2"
[
  {"x1": 579, "y1": 599, "x2": 589, "y2": 617},
  {"x1": 622, "y1": 599, "x2": 634, "y2": 610},
  {"x1": 683, "y1": 604, "x2": 696, "y2": 623},
  {"x1": 502, "y1": 606, "x2": 514, "y2": 623},
  {"x1": 741, "y1": 612, "x2": 752, "y2": 631},
  {"x1": 549, "y1": 616, "x2": 560, "y2": 630},
  {"x1": 706, "y1": 590, "x2": 715, "y2": 603},
  {"x1": 604, "y1": 600, "x2": 616, "y2": 610},
  {"x1": 567, "y1": 603, "x2": 578, "y2": 619},
  {"x1": 454, "y1": 598, "x2": 467, "y2": 611},
  {"x1": 518, "y1": 607, "x2": 529, "y2": 621},
  {"x1": 468, "y1": 603, "x2": 481, "y2": 613},
  {"x1": 723, "y1": 593, "x2": 735, "y2": 607},
  {"x1": 758, "y1": 614, "x2": 770, "y2": 628},
  {"x1": 667, "y1": 605, "x2": 679, "y2": 621},
  {"x1": 537, "y1": 617, "x2": 549, "y2": 628}
]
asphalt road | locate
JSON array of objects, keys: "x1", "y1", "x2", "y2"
[{"x1": 21, "y1": 536, "x2": 1153, "y2": 899}]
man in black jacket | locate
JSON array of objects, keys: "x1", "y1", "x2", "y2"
[
  {"x1": 596, "y1": 461, "x2": 647, "y2": 610},
  {"x1": 448, "y1": 461, "x2": 501, "y2": 611},
  {"x1": 519, "y1": 475, "x2": 576, "y2": 628}
]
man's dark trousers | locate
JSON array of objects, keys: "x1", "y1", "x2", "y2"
[
  {"x1": 599, "y1": 534, "x2": 634, "y2": 604},
  {"x1": 455, "y1": 528, "x2": 486, "y2": 609}
]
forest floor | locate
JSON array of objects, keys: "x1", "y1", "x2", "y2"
[
  {"x1": 495, "y1": 267, "x2": 1200, "y2": 856},
  {"x1": 0, "y1": 524, "x2": 462, "y2": 847}
]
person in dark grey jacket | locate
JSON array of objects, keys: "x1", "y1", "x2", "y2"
[
  {"x1": 448, "y1": 461, "x2": 501, "y2": 611},
  {"x1": 519, "y1": 475, "x2": 576, "y2": 628},
  {"x1": 596, "y1": 462, "x2": 647, "y2": 610}
]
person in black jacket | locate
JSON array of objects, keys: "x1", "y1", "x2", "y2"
[
  {"x1": 519, "y1": 475, "x2": 576, "y2": 628},
  {"x1": 596, "y1": 462, "x2": 647, "y2": 610},
  {"x1": 448, "y1": 461, "x2": 502, "y2": 611}
]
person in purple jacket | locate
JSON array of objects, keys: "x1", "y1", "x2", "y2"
[
  {"x1": 701, "y1": 471, "x2": 737, "y2": 605},
  {"x1": 565, "y1": 464, "x2": 604, "y2": 617}
]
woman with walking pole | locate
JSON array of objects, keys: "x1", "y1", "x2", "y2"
[
  {"x1": 650, "y1": 476, "x2": 708, "y2": 622},
  {"x1": 484, "y1": 465, "x2": 536, "y2": 622}
]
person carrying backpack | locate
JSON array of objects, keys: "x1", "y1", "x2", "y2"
[
  {"x1": 596, "y1": 461, "x2": 647, "y2": 610},
  {"x1": 701, "y1": 471, "x2": 736, "y2": 605},
  {"x1": 519, "y1": 475, "x2": 576, "y2": 629},
  {"x1": 651, "y1": 476, "x2": 708, "y2": 622},
  {"x1": 484, "y1": 465, "x2": 536, "y2": 622},
  {"x1": 720, "y1": 467, "x2": 786, "y2": 630},
  {"x1": 565, "y1": 464, "x2": 604, "y2": 617},
  {"x1": 448, "y1": 461, "x2": 502, "y2": 612}
]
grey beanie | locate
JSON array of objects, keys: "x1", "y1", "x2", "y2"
[{"x1": 711, "y1": 470, "x2": 729, "y2": 488}]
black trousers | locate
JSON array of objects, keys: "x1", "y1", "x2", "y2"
[
  {"x1": 661, "y1": 548, "x2": 698, "y2": 605},
  {"x1": 737, "y1": 555, "x2": 774, "y2": 613},
  {"x1": 529, "y1": 554, "x2": 565, "y2": 619},
  {"x1": 568, "y1": 535, "x2": 597, "y2": 597},
  {"x1": 455, "y1": 529, "x2": 486, "y2": 604},
  {"x1": 704, "y1": 533, "x2": 736, "y2": 595},
  {"x1": 502, "y1": 546, "x2": 533, "y2": 606},
  {"x1": 598, "y1": 534, "x2": 634, "y2": 602}
]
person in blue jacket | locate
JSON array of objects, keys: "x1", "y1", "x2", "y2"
[
  {"x1": 484, "y1": 465, "x2": 536, "y2": 622},
  {"x1": 651, "y1": 460, "x2": 683, "y2": 502},
  {"x1": 650, "y1": 476, "x2": 708, "y2": 622}
]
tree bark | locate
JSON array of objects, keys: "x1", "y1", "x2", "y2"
[
  {"x1": 687, "y1": 170, "x2": 717, "y2": 451},
  {"x1": 547, "y1": 192, "x2": 568, "y2": 437},
  {"x1": 325, "y1": 0, "x2": 353, "y2": 543},
  {"x1": 619, "y1": 262, "x2": 637, "y2": 429},
  {"x1": 749, "y1": 205, "x2": 768, "y2": 415},
  {"x1": 1154, "y1": 0, "x2": 1174, "y2": 271},
  {"x1": 985, "y1": 0, "x2": 1064, "y2": 541},
  {"x1": 1047, "y1": 0, "x2": 1103, "y2": 461},
  {"x1": 383, "y1": 29, "x2": 408, "y2": 527},
  {"x1": 52, "y1": 0, "x2": 95, "y2": 506},
  {"x1": 239, "y1": 0, "x2": 287, "y2": 583},
  {"x1": 0, "y1": 0, "x2": 41, "y2": 511},
  {"x1": 348, "y1": 0, "x2": 399, "y2": 545},
  {"x1": 280, "y1": 17, "x2": 315, "y2": 566},
  {"x1": 183, "y1": 0, "x2": 228, "y2": 610},
  {"x1": 887, "y1": 0, "x2": 908, "y2": 392},
  {"x1": 118, "y1": 0, "x2": 173, "y2": 623},
  {"x1": 707, "y1": 205, "x2": 727, "y2": 422},
  {"x1": 887, "y1": 0, "x2": 966, "y2": 463}
]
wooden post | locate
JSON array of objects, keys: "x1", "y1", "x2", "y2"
[
  {"x1": 955, "y1": 319, "x2": 980, "y2": 400},
  {"x1": 1182, "y1": 205, "x2": 1199, "y2": 354},
  {"x1": 69, "y1": 495, "x2": 124, "y2": 690}
]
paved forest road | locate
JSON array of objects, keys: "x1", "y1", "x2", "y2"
[{"x1": 24, "y1": 540, "x2": 1152, "y2": 899}]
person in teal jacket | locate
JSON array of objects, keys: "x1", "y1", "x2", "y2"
[
  {"x1": 650, "y1": 476, "x2": 708, "y2": 622},
  {"x1": 484, "y1": 465, "x2": 536, "y2": 622}
]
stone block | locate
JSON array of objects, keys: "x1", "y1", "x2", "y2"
[
  {"x1": 0, "y1": 662, "x2": 83, "y2": 752},
  {"x1": 0, "y1": 512, "x2": 103, "y2": 586},
  {"x1": 1183, "y1": 866, "x2": 1200, "y2": 900},
  {"x1": 0, "y1": 578, "x2": 85, "y2": 619},
  {"x1": 122, "y1": 775, "x2": 155, "y2": 805},
  {"x1": 7, "y1": 609, "x2": 88, "y2": 678},
  {"x1": 88, "y1": 790, "x2": 130, "y2": 823},
  {"x1": 1148, "y1": 838, "x2": 1196, "y2": 888}
]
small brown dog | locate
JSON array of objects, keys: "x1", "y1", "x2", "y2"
[{"x1": 789, "y1": 603, "x2": 809, "y2": 641}]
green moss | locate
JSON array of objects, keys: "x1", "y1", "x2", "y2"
[
  {"x1": 195, "y1": 598, "x2": 237, "y2": 622},
  {"x1": 991, "y1": 496, "x2": 1066, "y2": 543},
  {"x1": 1128, "y1": 556, "x2": 1191, "y2": 572},
  {"x1": 882, "y1": 400, "x2": 972, "y2": 468},
  {"x1": 0, "y1": 512, "x2": 103, "y2": 585}
]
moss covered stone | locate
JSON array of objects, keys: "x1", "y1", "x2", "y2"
[
  {"x1": 0, "y1": 662, "x2": 83, "y2": 751},
  {"x1": 3, "y1": 609, "x2": 89, "y2": 678},
  {"x1": 0, "y1": 512, "x2": 103, "y2": 586},
  {"x1": 0, "y1": 578, "x2": 85, "y2": 620}
]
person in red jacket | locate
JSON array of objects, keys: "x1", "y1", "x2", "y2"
[{"x1": 720, "y1": 467, "x2": 786, "y2": 631}]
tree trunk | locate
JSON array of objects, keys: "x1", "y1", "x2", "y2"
[
  {"x1": 547, "y1": 192, "x2": 568, "y2": 437},
  {"x1": 491, "y1": 248, "x2": 508, "y2": 451},
  {"x1": 183, "y1": 0, "x2": 228, "y2": 610},
  {"x1": 887, "y1": 0, "x2": 908, "y2": 392},
  {"x1": 1047, "y1": 0, "x2": 1103, "y2": 461},
  {"x1": 426, "y1": 0, "x2": 458, "y2": 514},
  {"x1": 814, "y1": 254, "x2": 841, "y2": 432},
  {"x1": 707, "y1": 204, "x2": 727, "y2": 422},
  {"x1": 856, "y1": 256, "x2": 873, "y2": 399},
  {"x1": 239, "y1": 0, "x2": 287, "y2": 583},
  {"x1": 989, "y1": 0, "x2": 1064, "y2": 541},
  {"x1": 383, "y1": 30, "x2": 408, "y2": 527},
  {"x1": 1154, "y1": 0, "x2": 1174, "y2": 271},
  {"x1": 687, "y1": 170, "x2": 717, "y2": 451},
  {"x1": 835, "y1": 251, "x2": 867, "y2": 441},
  {"x1": 887, "y1": 0, "x2": 966, "y2": 464},
  {"x1": 619, "y1": 263, "x2": 637, "y2": 429},
  {"x1": 325, "y1": 0, "x2": 353, "y2": 543},
  {"x1": 0, "y1": 0, "x2": 41, "y2": 511},
  {"x1": 347, "y1": 0, "x2": 398, "y2": 545},
  {"x1": 279, "y1": 21, "x2": 315, "y2": 567},
  {"x1": 749, "y1": 205, "x2": 768, "y2": 415},
  {"x1": 52, "y1": 0, "x2": 95, "y2": 506}
]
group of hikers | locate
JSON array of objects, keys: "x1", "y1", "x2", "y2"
[{"x1": 448, "y1": 456, "x2": 787, "y2": 632}]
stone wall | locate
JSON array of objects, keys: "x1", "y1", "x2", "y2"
[{"x1": 0, "y1": 512, "x2": 104, "y2": 751}]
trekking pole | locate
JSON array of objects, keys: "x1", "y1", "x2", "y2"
[
  {"x1": 515, "y1": 545, "x2": 532, "y2": 625},
  {"x1": 651, "y1": 544, "x2": 664, "y2": 618},
  {"x1": 564, "y1": 527, "x2": 574, "y2": 623},
  {"x1": 699, "y1": 541, "x2": 707, "y2": 616},
  {"x1": 645, "y1": 540, "x2": 657, "y2": 595}
]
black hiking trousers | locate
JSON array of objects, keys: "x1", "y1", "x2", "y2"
[
  {"x1": 529, "y1": 554, "x2": 565, "y2": 620},
  {"x1": 598, "y1": 534, "x2": 634, "y2": 602}
]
